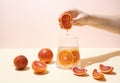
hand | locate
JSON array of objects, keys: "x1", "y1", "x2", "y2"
[
  {"x1": 64, "y1": 9, "x2": 79, "y2": 18},
  {"x1": 64, "y1": 9, "x2": 89, "y2": 26}
]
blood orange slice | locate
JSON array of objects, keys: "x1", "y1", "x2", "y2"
[
  {"x1": 99, "y1": 64, "x2": 113, "y2": 74},
  {"x1": 71, "y1": 49, "x2": 80, "y2": 63},
  {"x1": 72, "y1": 67, "x2": 87, "y2": 76},
  {"x1": 92, "y1": 69, "x2": 104, "y2": 80},
  {"x1": 59, "y1": 13, "x2": 72, "y2": 30},
  {"x1": 58, "y1": 50, "x2": 73, "y2": 66}
]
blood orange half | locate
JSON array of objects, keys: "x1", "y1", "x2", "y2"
[
  {"x1": 92, "y1": 69, "x2": 104, "y2": 80},
  {"x1": 59, "y1": 13, "x2": 72, "y2": 30},
  {"x1": 32, "y1": 60, "x2": 47, "y2": 74},
  {"x1": 72, "y1": 67, "x2": 87, "y2": 76},
  {"x1": 99, "y1": 64, "x2": 113, "y2": 74}
]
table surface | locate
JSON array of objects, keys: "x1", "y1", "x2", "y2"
[{"x1": 0, "y1": 48, "x2": 120, "y2": 83}]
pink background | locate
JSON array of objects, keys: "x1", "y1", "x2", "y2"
[{"x1": 0, "y1": 0, "x2": 120, "y2": 48}]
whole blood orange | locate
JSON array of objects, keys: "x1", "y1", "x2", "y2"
[
  {"x1": 58, "y1": 50, "x2": 73, "y2": 66},
  {"x1": 59, "y1": 13, "x2": 72, "y2": 30},
  {"x1": 38, "y1": 48, "x2": 53, "y2": 63},
  {"x1": 92, "y1": 69, "x2": 104, "y2": 80},
  {"x1": 32, "y1": 60, "x2": 47, "y2": 74},
  {"x1": 99, "y1": 64, "x2": 113, "y2": 74},
  {"x1": 13, "y1": 55, "x2": 28, "y2": 70}
]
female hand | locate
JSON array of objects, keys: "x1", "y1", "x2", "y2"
[{"x1": 65, "y1": 9, "x2": 89, "y2": 26}]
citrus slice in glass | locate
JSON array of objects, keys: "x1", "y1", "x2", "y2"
[
  {"x1": 99, "y1": 64, "x2": 113, "y2": 74},
  {"x1": 71, "y1": 49, "x2": 80, "y2": 63},
  {"x1": 92, "y1": 69, "x2": 104, "y2": 80},
  {"x1": 59, "y1": 13, "x2": 72, "y2": 30},
  {"x1": 58, "y1": 50, "x2": 73, "y2": 66},
  {"x1": 72, "y1": 67, "x2": 87, "y2": 76}
]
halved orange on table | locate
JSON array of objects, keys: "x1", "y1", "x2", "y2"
[
  {"x1": 58, "y1": 50, "x2": 73, "y2": 66},
  {"x1": 32, "y1": 60, "x2": 47, "y2": 74},
  {"x1": 99, "y1": 64, "x2": 113, "y2": 74},
  {"x1": 59, "y1": 13, "x2": 72, "y2": 30},
  {"x1": 72, "y1": 67, "x2": 87, "y2": 76},
  {"x1": 92, "y1": 69, "x2": 104, "y2": 80}
]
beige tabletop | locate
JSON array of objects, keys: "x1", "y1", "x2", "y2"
[{"x1": 0, "y1": 48, "x2": 120, "y2": 83}]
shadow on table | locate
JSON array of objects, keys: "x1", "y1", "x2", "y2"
[{"x1": 81, "y1": 50, "x2": 120, "y2": 67}]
